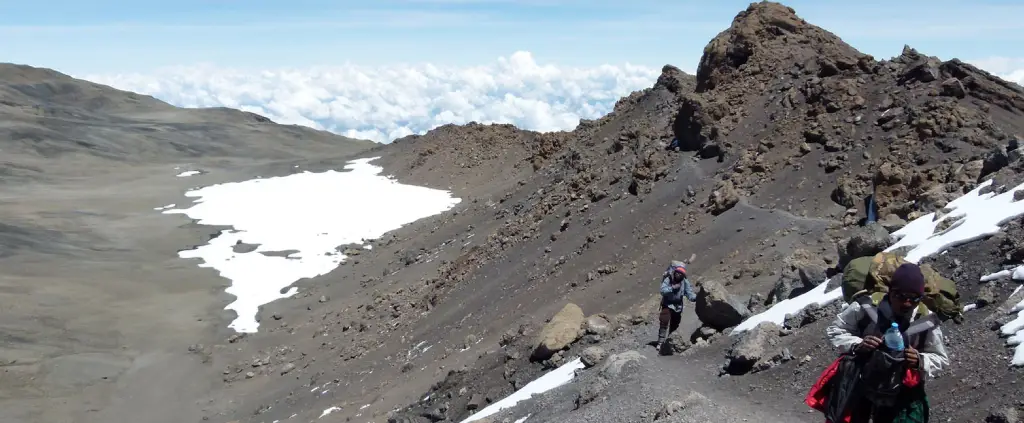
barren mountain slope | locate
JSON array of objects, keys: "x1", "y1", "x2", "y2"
[
  {"x1": 0, "y1": 63, "x2": 376, "y2": 423},
  {"x1": 206, "y1": 2, "x2": 1024, "y2": 423},
  {"x1": 194, "y1": 3, "x2": 1024, "y2": 423}
]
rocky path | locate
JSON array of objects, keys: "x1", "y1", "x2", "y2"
[{"x1": 734, "y1": 197, "x2": 840, "y2": 226}]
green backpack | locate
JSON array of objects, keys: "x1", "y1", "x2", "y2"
[{"x1": 841, "y1": 252, "x2": 963, "y2": 323}]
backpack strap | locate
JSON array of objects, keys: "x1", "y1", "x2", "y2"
[
  {"x1": 905, "y1": 313, "x2": 940, "y2": 351},
  {"x1": 855, "y1": 295, "x2": 880, "y2": 335},
  {"x1": 903, "y1": 313, "x2": 940, "y2": 338}
]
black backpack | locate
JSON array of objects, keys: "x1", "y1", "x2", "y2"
[{"x1": 853, "y1": 296, "x2": 940, "y2": 408}]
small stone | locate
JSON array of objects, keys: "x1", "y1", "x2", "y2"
[
  {"x1": 986, "y1": 407, "x2": 1018, "y2": 423},
  {"x1": 580, "y1": 346, "x2": 607, "y2": 368},
  {"x1": 280, "y1": 363, "x2": 296, "y2": 375}
]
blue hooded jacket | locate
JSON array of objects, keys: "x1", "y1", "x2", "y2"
[{"x1": 660, "y1": 269, "x2": 696, "y2": 312}]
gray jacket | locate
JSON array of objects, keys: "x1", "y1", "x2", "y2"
[{"x1": 660, "y1": 274, "x2": 696, "y2": 312}]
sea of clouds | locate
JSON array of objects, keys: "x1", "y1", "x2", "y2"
[
  {"x1": 83, "y1": 51, "x2": 660, "y2": 143},
  {"x1": 82, "y1": 52, "x2": 1023, "y2": 144}
]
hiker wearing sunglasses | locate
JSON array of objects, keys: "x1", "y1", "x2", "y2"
[
  {"x1": 822, "y1": 263, "x2": 949, "y2": 422},
  {"x1": 655, "y1": 261, "x2": 697, "y2": 354}
]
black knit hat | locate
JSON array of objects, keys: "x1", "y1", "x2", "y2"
[{"x1": 891, "y1": 263, "x2": 926, "y2": 295}]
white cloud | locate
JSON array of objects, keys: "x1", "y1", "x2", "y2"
[
  {"x1": 80, "y1": 51, "x2": 661, "y2": 143},
  {"x1": 965, "y1": 57, "x2": 1024, "y2": 86}
]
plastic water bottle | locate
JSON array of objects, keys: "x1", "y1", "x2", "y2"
[{"x1": 883, "y1": 322, "x2": 904, "y2": 351}]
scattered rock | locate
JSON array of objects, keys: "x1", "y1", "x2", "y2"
[
  {"x1": 708, "y1": 180, "x2": 740, "y2": 216},
  {"x1": 596, "y1": 350, "x2": 646, "y2": 380},
  {"x1": 839, "y1": 223, "x2": 891, "y2": 267},
  {"x1": 580, "y1": 346, "x2": 607, "y2": 368},
  {"x1": 986, "y1": 407, "x2": 1019, "y2": 423},
  {"x1": 940, "y1": 78, "x2": 967, "y2": 99},
  {"x1": 726, "y1": 322, "x2": 783, "y2": 375},
  {"x1": 280, "y1": 363, "x2": 295, "y2": 375},
  {"x1": 584, "y1": 315, "x2": 612, "y2": 336},
  {"x1": 654, "y1": 400, "x2": 684, "y2": 420},
  {"x1": 878, "y1": 214, "x2": 908, "y2": 233},
  {"x1": 466, "y1": 394, "x2": 484, "y2": 411},
  {"x1": 977, "y1": 283, "x2": 997, "y2": 308}
]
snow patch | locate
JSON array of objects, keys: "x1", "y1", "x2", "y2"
[
  {"x1": 887, "y1": 180, "x2": 1024, "y2": 263},
  {"x1": 459, "y1": 358, "x2": 585, "y2": 423},
  {"x1": 981, "y1": 266, "x2": 1024, "y2": 282},
  {"x1": 1001, "y1": 298, "x2": 1024, "y2": 366},
  {"x1": 730, "y1": 280, "x2": 842, "y2": 334},
  {"x1": 982, "y1": 269, "x2": 1013, "y2": 282},
  {"x1": 319, "y1": 407, "x2": 341, "y2": 418},
  {"x1": 163, "y1": 157, "x2": 461, "y2": 332},
  {"x1": 176, "y1": 170, "x2": 201, "y2": 177}
]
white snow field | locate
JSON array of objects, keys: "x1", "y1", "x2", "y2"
[
  {"x1": 460, "y1": 358, "x2": 585, "y2": 423},
  {"x1": 163, "y1": 157, "x2": 462, "y2": 332},
  {"x1": 731, "y1": 179, "x2": 1024, "y2": 366}
]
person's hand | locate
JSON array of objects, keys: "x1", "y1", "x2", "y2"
[
  {"x1": 855, "y1": 336, "x2": 882, "y2": 353},
  {"x1": 905, "y1": 347, "x2": 920, "y2": 368}
]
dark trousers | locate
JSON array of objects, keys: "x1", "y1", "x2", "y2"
[{"x1": 657, "y1": 306, "x2": 682, "y2": 344}]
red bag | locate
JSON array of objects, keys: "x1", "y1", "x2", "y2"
[
  {"x1": 805, "y1": 356, "x2": 852, "y2": 423},
  {"x1": 805, "y1": 354, "x2": 922, "y2": 423}
]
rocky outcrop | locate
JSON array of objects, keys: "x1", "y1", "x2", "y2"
[{"x1": 837, "y1": 223, "x2": 892, "y2": 268}]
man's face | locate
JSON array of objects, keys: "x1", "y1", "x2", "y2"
[{"x1": 888, "y1": 288, "x2": 922, "y2": 315}]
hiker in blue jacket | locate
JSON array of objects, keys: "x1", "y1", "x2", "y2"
[{"x1": 656, "y1": 261, "x2": 697, "y2": 352}]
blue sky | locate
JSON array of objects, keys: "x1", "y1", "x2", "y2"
[{"x1": 1, "y1": 0, "x2": 1022, "y2": 74}]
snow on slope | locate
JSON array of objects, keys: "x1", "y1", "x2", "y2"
[
  {"x1": 163, "y1": 157, "x2": 461, "y2": 332},
  {"x1": 460, "y1": 358, "x2": 585, "y2": 423},
  {"x1": 732, "y1": 179, "x2": 1024, "y2": 366}
]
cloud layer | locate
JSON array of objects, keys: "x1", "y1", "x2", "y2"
[
  {"x1": 80, "y1": 53, "x2": 1022, "y2": 144},
  {"x1": 82, "y1": 52, "x2": 661, "y2": 143}
]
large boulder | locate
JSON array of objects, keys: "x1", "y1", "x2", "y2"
[
  {"x1": 695, "y1": 280, "x2": 751, "y2": 330},
  {"x1": 531, "y1": 303, "x2": 585, "y2": 361},
  {"x1": 726, "y1": 322, "x2": 790, "y2": 375},
  {"x1": 576, "y1": 350, "x2": 647, "y2": 407},
  {"x1": 707, "y1": 180, "x2": 740, "y2": 216},
  {"x1": 837, "y1": 223, "x2": 891, "y2": 268},
  {"x1": 596, "y1": 350, "x2": 646, "y2": 380},
  {"x1": 767, "y1": 249, "x2": 829, "y2": 305}
]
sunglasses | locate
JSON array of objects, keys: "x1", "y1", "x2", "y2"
[{"x1": 891, "y1": 290, "x2": 923, "y2": 303}]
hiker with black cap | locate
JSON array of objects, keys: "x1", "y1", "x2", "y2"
[
  {"x1": 823, "y1": 262, "x2": 949, "y2": 422},
  {"x1": 655, "y1": 260, "x2": 696, "y2": 353}
]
